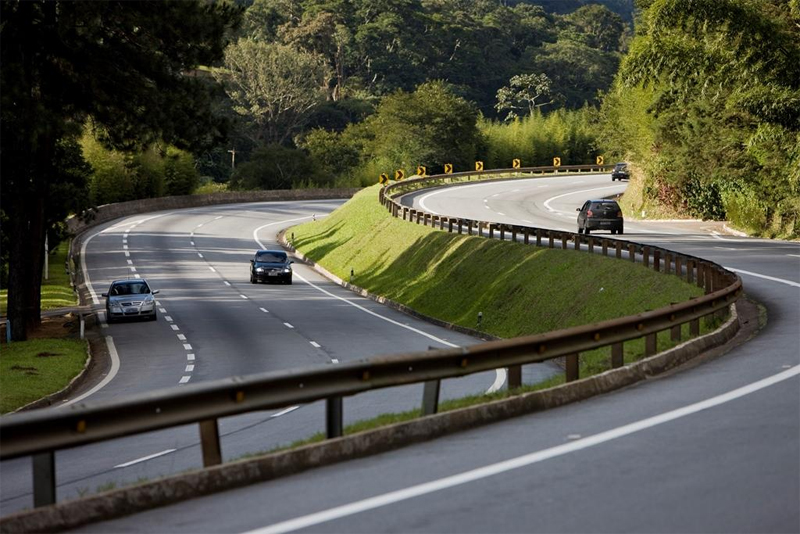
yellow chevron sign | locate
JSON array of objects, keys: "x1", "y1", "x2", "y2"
[
  {"x1": 444, "y1": 163, "x2": 453, "y2": 174},
  {"x1": 416, "y1": 165, "x2": 427, "y2": 177},
  {"x1": 512, "y1": 158, "x2": 521, "y2": 169},
  {"x1": 596, "y1": 155, "x2": 604, "y2": 165},
  {"x1": 379, "y1": 173, "x2": 389, "y2": 185},
  {"x1": 475, "y1": 161, "x2": 484, "y2": 171},
  {"x1": 553, "y1": 157, "x2": 561, "y2": 167},
  {"x1": 395, "y1": 169, "x2": 405, "y2": 180}
]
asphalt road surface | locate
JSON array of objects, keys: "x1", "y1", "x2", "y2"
[
  {"x1": 69, "y1": 174, "x2": 799, "y2": 533},
  {"x1": 2, "y1": 199, "x2": 561, "y2": 515}
]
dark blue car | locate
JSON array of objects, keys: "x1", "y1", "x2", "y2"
[{"x1": 250, "y1": 250, "x2": 293, "y2": 284}]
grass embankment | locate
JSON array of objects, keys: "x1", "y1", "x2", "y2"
[
  {"x1": 280, "y1": 185, "x2": 711, "y2": 446},
  {"x1": 1, "y1": 240, "x2": 86, "y2": 414}
]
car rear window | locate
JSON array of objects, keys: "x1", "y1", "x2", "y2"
[
  {"x1": 590, "y1": 202, "x2": 620, "y2": 210},
  {"x1": 256, "y1": 252, "x2": 286, "y2": 262}
]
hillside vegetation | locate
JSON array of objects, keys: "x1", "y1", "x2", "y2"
[{"x1": 291, "y1": 186, "x2": 703, "y2": 338}]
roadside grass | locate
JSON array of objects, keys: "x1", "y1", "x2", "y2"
[
  {"x1": 0, "y1": 338, "x2": 88, "y2": 413},
  {"x1": 1, "y1": 240, "x2": 76, "y2": 316},
  {"x1": 1, "y1": 239, "x2": 85, "y2": 414},
  {"x1": 290, "y1": 185, "x2": 704, "y2": 339}
]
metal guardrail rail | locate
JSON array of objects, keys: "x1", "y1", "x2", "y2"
[{"x1": 0, "y1": 165, "x2": 742, "y2": 509}]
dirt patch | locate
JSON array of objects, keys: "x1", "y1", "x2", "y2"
[{"x1": 0, "y1": 314, "x2": 79, "y2": 343}]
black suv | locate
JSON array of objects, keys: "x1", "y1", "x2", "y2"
[
  {"x1": 576, "y1": 199, "x2": 624, "y2": 235},
  {"x1": 250, "y1": 250, "x2": 293, "y2": 284},
  {"x1": 611, "y1": 162, "x2": 629, "y2": 181}
]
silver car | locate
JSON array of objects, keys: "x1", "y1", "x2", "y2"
[{"x1": 102, "y1": 279, "x2": 160, "y2": 323}]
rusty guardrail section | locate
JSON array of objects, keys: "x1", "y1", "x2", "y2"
[{"x1": 0, "y1": 165, "x2": 741, "y2": 511}]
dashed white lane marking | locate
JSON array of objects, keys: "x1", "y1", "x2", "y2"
[
  {"x1": 310, "y1": 341, "x2": 321, "y2": 348},
  {"x1": 187, "y1": 354, "x2": 195, "y2": 361},
  {"x1": 727, "y1": 268, "x2": 800, "y2": 288},
  {"x1": 124, "y1": 251, "x2": 130, "y2": 257},
  {"x1": 224, "y1": 281, "x2": 231, "y2": 286},
  {"x1": 209, "y1": 266, "x2": 216, "y2": 272},
  {"x1": 123, "y1": 245, "x2": 128, "y2": 250},
  {"x1": 127, "y1": 260, "x2": 133, "y2": 265},
  {"x1": 260, "y1": 308, "x2": 269, "y2": 313},
  {"x1": 177, "y1": 334, "x2": 186, "y2": 341},
  {"x1": 284, "y1": 322, "x2": 294, "y2": 329},
  {"x1": 521, "y1": 219, "x2": 532, "y2": 224},
  {"x1": 788, "y1": 254, "x2": 800, "y2": 258},
  {"x1": 240, "y1": 295, "x2": 248, "y2": 299},
  {"x1": 185, "y1": 365, "x2": 195, "y2": 372},
  {"x1": 179, "y1": 376, "x2": 191, "y2": 384},
  {"x1": 197, "y1": 223, "x2": 204, "y2": 228},
  {"x1": 165, "y1": 316, "x2": 173, "y2": 322},
  {"x1": 123, "y1": 239, "x2": 128, "y2": 244},
  {"x1": 62, "y1": 336, "x2": 121, "y2": 406},
  {"x1": 114, "y1": 449, "x2": 176, "y2": 469},
  {"x1": 497, "y1": 212, "x2": 506, "y2": 216},
  {"x1": 130, "y1": 266, "x2": 137, "y2": 272},
  {"x1": 271, "y1": 406, "x2": 300, "y2": 418},
  {"x1": 215, "y1": 216, "x2": 223, "y2": 220},
  {"x1": 331, "y1": 359, "x2": 340, "y2": 364},
  {"x1": 244, "y1": 365, "x2": 800, "y2": 534},
  {"x1": 484, "y1": 205, "x2": 491, "y2": 209},
  {"x1": 134, "y1": 274, "x2": 141, "y2": 279},
  {"x1": 191, "y1": 241, "x2": 195, "y2": 246},
  {"x1": 197, "y1": 253, "x2": 204, "y2": 258},
  {"x1": 183, "y1": 344, "x2": 193, "y2": 350},
  {"x1": 159, "y1": 308, "x2": 167, "y2": 314},
  {"x1": 171, "y1": 325, "x2": 180, "y2": 331}
]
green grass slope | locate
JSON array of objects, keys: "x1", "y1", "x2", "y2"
[{"x1": 290, "y1": 185, "x2": 703, "y2": 339}]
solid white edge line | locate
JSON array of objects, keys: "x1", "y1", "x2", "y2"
[
  {"x1": 728, "y1": 268, "x2": 800, "y2": 288},
  {"x1": 114, "y1": 449, "x2": 177, "y2": 469},
  {"x1": 244, "y1": 366, "x2": 800, "y2": 534},
  {"x1": 62, "y1": 336, "x2": 121, "y2": 407},
  {"x1": 271, "y1": 406, "x2": 300, "y2": 418},
  {"x1": 543, "y1": 184, "x2": 622, "y2": 213}
]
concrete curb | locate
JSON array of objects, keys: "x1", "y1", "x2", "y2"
[{"x1": 0, "y1": 302, "x2": 740, "y2": 533}]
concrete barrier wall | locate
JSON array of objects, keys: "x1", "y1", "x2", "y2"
[{"x1": 66, "y1": 188, "x2": 361, "y2": 235}]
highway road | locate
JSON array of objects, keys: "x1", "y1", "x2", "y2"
[
  {"x1": 2, "y1": 199, "x2": 560, "y2": 515},
  {"x1": 69, "y1": 174, "x2": 800, "y2": 533}
]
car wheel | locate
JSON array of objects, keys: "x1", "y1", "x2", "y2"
[
  {"x1": 618, "y1": 228, "x2": 624, "y2": 235},
  {"x1": 149, "y1": 311, "x2": 157, "y2": 321},
  {"x1": 106, "y1": 314, "x2": 115, "y2": 324},
  {"x1": 250, "y1": 274, "x2": 256, "y2": 284}
]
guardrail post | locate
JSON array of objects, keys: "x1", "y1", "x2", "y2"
[
  {"x1": 690, "y1": 318, "x2": 700, "y2": 336},
  {"x1": 465, "y1": 220, "x2": 470, "y2": 235},
  {"x1": 602, "y1": 239, "x2": 608, "y2": 256},
  {"x1": 402, "y1": 207, "x2": 408, "y2": 221},
  {"x1": 566, "y1": 354, "x2": 579, "y2": 382},
  {"x1": 199, "y1": 419, "x2": 222, "y2": 467},
  {"x1": 611, "y1": 342, "x2": 624, "y2": 368},
  {"x1": 561, "y1": 234, "x2": 568, "y2": 250},
  {"x1": 326, "y1": 396, "x2": 343, "y2": 438},
  {"x1": 671, "y1": 324, "x2": 681, "y2": 342},
  {"x1": 508, "y1": 365, "x2": 522, "y2": 389},
  {"x1": 448, "y1": 219, "x2": 453, "y2": 233},
  {"x1": 645, "y1": 333, "x2": 657, "y2": 357},
  {"x1": 524, "y1": 228, "x2": 529, "y2": 244},
  {"x1": 587, "y1": 238, "x2": 594, "y2": 254},
  {"x1": 616, "y1": 241, "x2": 622, "y2": 259},
  {"x1": 536, "y1": 229, "x2": 542, "y2": 247},
  {"x1": 687, "y1": 260, "x2": 695, "y2": 284},
  {"x1": 653, "y1": 250, "x2": 661, "y2": 272},
  {"x1": 675, "y1": 255, "x2": 682, "y2": 279},
  {"x1": 574, "y1": 234, "x2": 580, "y2": 250},
  {"x1": 33, "y1": 452, "x2": 56, "y2": 507},
  {"x1": 422, "y1": 380, "x2": 441, "y2": 416},
  {"x1": 664, "y1": 253, "x2": 672, "y2": 275},
  {"x1": 548, "y1": 232, "x2": 554, "y2": 249},
  {"x1": 643, "y1": 247, "x2": 650, "y2": 268},
  {"x1": 511, "y1": 227, "x2": 517, "y2": 242},
  {"x1": 489, "y1": 224, "x2": 495, "y2": 239},
  {"x1": 628, "y1": 244, "x2": 636, "y2": 262}
]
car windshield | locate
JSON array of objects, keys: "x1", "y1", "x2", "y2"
[
  {"x1": 111, "y1": 282, "x2": 149, "y2": 296},
  {"x1": 256, "y1": 252, "x2": 286, "y2": 263}
]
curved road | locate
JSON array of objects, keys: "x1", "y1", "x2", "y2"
[
  {"x1": 71, "y1": 174, "x2": 799, "y2": 533},
  {"x1": 3, "y1": 199, "x2": 560, "y2": 514}
]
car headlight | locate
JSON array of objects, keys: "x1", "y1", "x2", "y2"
[
  {"x1": 283, "y1": 267, "x2": 291, "y2": 273},
  {"x1": 110, "y1": 305, "x2": 122, "y2": 312},
  {"x1": 256, "y1": 267, "x2": 264, "y2": 273}
]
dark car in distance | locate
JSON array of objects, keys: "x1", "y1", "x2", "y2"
[
  {"x1": 102, "y1": 279, "x2": 159, "y2": 323},
  {"x1": 250, "y1": 250, "x2": 293, "y2": 284},
  {"x1": 611, "y1": 162, "x2": 630, "y2": 181},
  {"x1": 577, "y1": 199, "x2": 624, "y2": 235}
]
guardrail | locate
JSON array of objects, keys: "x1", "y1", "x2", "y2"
[{"x1": 0, "y1": 166, "x2": 741, "y2": 510}]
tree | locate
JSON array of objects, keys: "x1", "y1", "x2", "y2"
[
  {"x1": 0, "y1": 1, "x2": 240, "y2": 340},
  {"x1": 214, "y1": 39, "x2": 331, "y2": 145},
  {"x1": 495, "y1": 73, "x2": 558, "y2": 121},
  {"x1": 230, "y1": 144, "x2": 317, "y2": 190}
]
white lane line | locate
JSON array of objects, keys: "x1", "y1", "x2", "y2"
[
  {"x1": 177, "y1": 334, "x2": 186, "y2": 341},
  {"x1": 253, "y1": 218, "x2": 503, "y2": 391},
  {"x1": 123, "y1": 239, "x2": 128, "y2": 244},
  {"x1": 260, "y1": 308, "x2": 269, "y2": 313},
  {"x1": 543, "y1": 185, "x2": 621, "y2": 214},
  {"x1": 114, "y1": 449, "x2": 176, "y2": 469},
  {"x1": 198, "y1": 253, "x2": 204, "y2": 258},
  {"x1": 179, "y1": 376, "x2": 191, "y2": 384},
  {"x1": 331, "y1": 359, "x2": 340, "y2": 364},
  {"x1": 130, "y1": 266, "x2": 137, "y2": 272},
  {"x1": 271, "y1": 406, "x2": 300, "y2": 418},
  {"x1": 126, "y1": 260, "x2": 133, "y2": 265},
  {"x1": 165, "y1": 316, "x2": 173, "y2": 322},
  {"x1": 209, "y1": 266, "x2": 216, "y2": 272},
  {"x1": 310, "y1": 341, "x2": 321, "y2": 348},
  {"x1": 63, "y1": 336, "x2": 121, "y2": 406},
  {"x1": 185, "y1": 365, "x2": 195, "y2": 372},
  {"x1": 134, "y1": 274, "x2": 141, "y2": 279},
  {"x1": 124, "y1": 251, "x2": 130, "y2": 257},
  {"x1": 244, "y1": 365, "x2": 800, "y2": 534},
  {"x1": 710, "y1": 231, "x2": 738, "y2": 242},
  {"x1": 183, "y1": 344, "x2": 193, "y2": 350},
  {"x1": 224, "y1": 281, "x2": 231, "y2": 286},
  {"x1": 284, "y1": 322, "x2": 295, "y2": 329},
  {"x1": 788, "y1": 254, "x2": 800, "y2": 258},
  {"x1": 191, "y1": 241, "x2": 196, "y2": 246},
  {"x1": 497, "y1": 212, "x2": 506, "y2": 216},
  {"x1": 484, "y1": 205, "x2": 491, "y2": 209},
  {"x1": 728, "y1": 268, "x2": 800, "y2": 288},
  {"x1": 240, "y1": 295, "x2": 248, "y2": 299},
  {"x1": 123, "y1": 245, "x2": 128, "y2": 250},
  {"x1": 197, "y1": 223, "x2": 204, "y2": 228},
  {"x1": 171, "y1": 325, "x2": 180, "y2": 331},
  {"x1": 159, "y1": 308, "x2": 167, "y2": 314},
  {"x1": 187, "y1": 353, "x2": 195, "y2": 361},
  {"x1": 485, "y1": 368, "x2": 507, "y2": 394},
  {"x1": 215, "y1": 216, "x2": 224, "y2": 220}
]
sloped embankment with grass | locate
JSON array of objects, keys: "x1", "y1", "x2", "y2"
[{"x1": 291, "y1": 185, "x2": 703, "y2": 339}]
